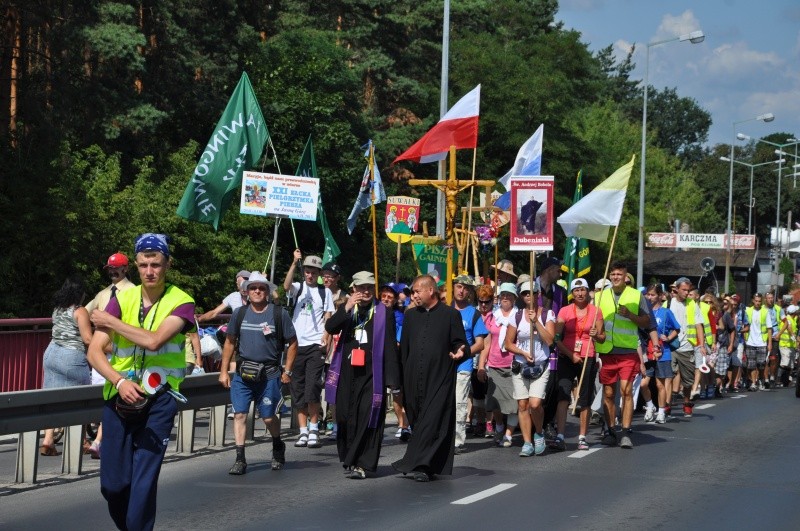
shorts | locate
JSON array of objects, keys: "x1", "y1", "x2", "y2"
[
  {"x1": 471, "y1": 368, "x2": 488, "y2": 400},
  {"x1": 654, "y1": 360, "x2": 673, "y2": 379},
  {"x1": 672, "y1": 350, "x2": 695, "y2": 388},
  {"x1": 744, "y1": 346, "x2": 767, "y2": 370},
  {"x1": 291, "y1": 344, "x2": 326, "y2": 407},
  {"x1": 230, "y1": 372, "x2": 282, "y2": 418},
  {"x1": 779, "y1": 346, "x2": 795, "y2": 367},
  {"x1": 512, "y1": 364, "x2": 550, "y2": 400},
  {"x1": 730, "y1": 343, "x2": 744, "y2": 367},
  {"x1": 556, "y1": 357, "x2": 597, "y2": 408},
  {"x1": 694, "y1": 346, "x2": 711, "y2": 369},
  {"x1": 598, "y1": 353, "x2": 639, "y2": 385},
  {"x1": 715, "y1": 350, "x2": 731, "y2": 374}
]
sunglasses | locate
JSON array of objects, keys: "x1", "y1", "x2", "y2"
[
  {"x1": 248, "y1": 285, "x2": 267, "y2": 292},
  {"x1": 478, "y1": 299, "x2": 493, "y2": 304}
]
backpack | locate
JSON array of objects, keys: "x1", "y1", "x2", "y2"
[
  {"x1": 289, "y1": 282, "x2": 327, "y2": 316},
  {"x1": 232, "y1": 303, "x2": 284, "y2": 363}
]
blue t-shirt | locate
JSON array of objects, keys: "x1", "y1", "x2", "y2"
[
  {"x1": 456, "y1": 305, "x2": 489, "y2": 372},
  {"x1": 226, "y1": 305, "x2": 296, "y2": 364},
  {"x1": 652, "y1": 306, "x2": 680, "y2": 362}
]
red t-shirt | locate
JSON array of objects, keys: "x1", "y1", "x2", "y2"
[{"x1": 557, "y1": 303, "x2": 603, "y2": 359}]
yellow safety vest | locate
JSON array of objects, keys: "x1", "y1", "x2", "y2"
[
  {"x1": 744, "y1": 306, "x2": 769, "y2": 343},
  {"x1": 687, "y1": 300, "x2": 713, "y2": 346},
  {"x1": 595, "y1": 286, "x2": 641, "y2": 354},
  {"x1": 103, "y1": 284, "x2": 194, "y2": 400},
  {"x1": 779, "y1": 315, "x2": 796, "y2": 348}
]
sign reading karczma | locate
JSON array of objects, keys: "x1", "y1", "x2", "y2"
[
  {"x1": 240, "y1": 171, "x2": 319, "y2": 221},
  {"x1": 647, "y1": 232, "x2": 756, "y2": 250},
  {"x1": 509, "y1": 176, "x2": 554, "y2": 251}
]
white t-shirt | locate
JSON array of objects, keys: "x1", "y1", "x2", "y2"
[
  {"x1": 223, "y1": 291, "x2": 245, "y2": 311},
  {"x1": 746, "y1": 308, "x2": 766, "y2": 347},
  {"x1": 511, "y1": 309, "x2": 556, "y2": 363},
  {"x1": 289, "y1": 282, "x2": 334, "y2": 346}
]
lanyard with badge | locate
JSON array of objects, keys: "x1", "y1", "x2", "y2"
[
  {"x1": 126, "y1": 293, "x2": 161, "y2": 384},
  {"x1": 350, "y1": 303, "x2": 374, "y2": 366}
]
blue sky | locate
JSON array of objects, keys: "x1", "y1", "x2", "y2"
[{"x1": 556, "y1": 0, "x2": 800, "y2": 148}]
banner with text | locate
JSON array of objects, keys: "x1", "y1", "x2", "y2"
[
  {"x1": 240, "y1": 171, "x2": 319, "y2": 220},
  {"x1": 413, "y1": 243, "x2": 458, "y2": 282},
  {"x1": 509, "y1": 176, "x2": 554, "y2": 251},
  {"x1": 647, "y1": 232, "x2": 756, "y2": 250}
]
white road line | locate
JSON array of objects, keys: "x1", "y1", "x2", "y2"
[
  {"x1": 728, "y1": 394, "x2": 748, "y2": 399},
  {"x1": 693, "y1": 403, "x2": 716, "y2": 410},
  {"x1": 451, "y1": 483, "x2": 517, "y2": 505},
  {"x1": 568, "y1": 446, "x2": 603, "y2": 458}
]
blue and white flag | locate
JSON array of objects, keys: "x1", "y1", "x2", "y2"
[
  {"x1": 495, "y1": 124, "x2": 544, "y2": 210},
  {"x1": 346, "y1": 141, "x2": 386, "y2": 234}
]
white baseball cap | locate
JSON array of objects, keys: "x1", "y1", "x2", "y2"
[{"x1": 571, "y1": 278, "x2": 589, "y2": 291}]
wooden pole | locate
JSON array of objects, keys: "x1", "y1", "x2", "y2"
[
  {"x1": 446, "y1": 146, "x2": 456, "y2": 305},
  {"x1": 471, "y1": 234, "x2": 480, "y2": 279},
  {"x1": 463, "y1": 147, "x2": 479, "y2": 274},
  {"x1": 529, "y1": 251, "x2": 536, "y2": 360},
  {"x1": 395, "y1": 240, "x2": 402, "y2": 283},
  {"x1": 572, "y1": 224, "x2": 620, "y2": 415},
  {"x1": 369, "y1": 142, "x2": 379, "y2": 287}
]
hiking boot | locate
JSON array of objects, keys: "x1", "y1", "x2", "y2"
[
  {"x1": 601, "y1": 429, "x2": 618, "y2": 446},
  {"x1": 229, "y1": 459, "x2": 247, "y2": 475},
  {"x1": 271, "y1": 440, "x2": 286, "y2": 470}
]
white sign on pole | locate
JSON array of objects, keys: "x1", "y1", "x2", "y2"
[{"x1": 240, "y1": 171, "x2": 319, "y2": 221}]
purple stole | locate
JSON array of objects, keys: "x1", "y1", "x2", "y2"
[{"x1": 324, "y1": 301, "x2": 386, "y2": 429}]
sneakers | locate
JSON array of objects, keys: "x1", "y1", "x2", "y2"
[
  {"x1": 307, "y1": 430, "x2": 321, "y2": 448},
  {"x1": 683, "y1": 402, "x2": 694, "y2": 418},
  {"x1": 400, "y1": 427, "x2": 412, "y2": 442},
  {"x1": 484, "y1": 422, "x2": 495, "y2": 438},
  {"x1": 749, "y1": 384, "x2": 758, "y2": 392},
  {"x1": 758, "y1": 380, "x2": 765, "y2": 391},
  {"x1": 395, "y1": 427, "x2": 403, "y2": 439},
  {"x1": 601, "y1": 429, "x2": 617, "y2": 446},
  {"x1": 577, "y1": 438, "x2": 590, "y2": 450},
  {"x1": 763, "y1": 380, "x2": 770, "y2": 390},
  {"x1": 497, "y1": 436, "x2": 513, "y2": 448},
  {"x1": 655, "y1": 411, "x2": 666, "y2": 424},
  {"x1": 295, "y1": 433, "x2": 308, "y2": 447},
  {"x1": 271, "y1": 440, "x2": 286, "y2": 470},
  {"x1": 349, "y1": 466, "x2": 366, "y2": 479},
  {"x1": 664, "y1": 406, "x2": 672, "y2": 418},
  {"x1": 533, "y1": 433, "x2": 546, "y2": 455},
  {"x1": 229, "y1": 459, "x2": 247, "y2": 475},
  {"x1": 690, "y1": 388, "x2": 700, "y2": 401},
  {"x1": 88, "y1": 441, "x2": 101, "y2": 460},
  {"x1": 549, "y1": 437, "x2": 566, "y2": 452},
  {"x1": 619, "y1": 432, "x2": 633, "y2": 449},
  {"x1": 519, "y1": 442, "x2": 535, "y2": 457},
  {"x1": 644, "y1": 405, "x2": 656, "y2": 423}
]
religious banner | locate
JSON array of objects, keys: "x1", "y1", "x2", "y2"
[
  {"x1": 240, "y1": 171, "x2": 319, "y2": 221},
  {"x1": 479, "y1": 191, "x2": 510, "y2": 229},
  {"x1": 385, "y1": 196, "x2": 420, "y2": 243},
  {"x1": 509, "y1": 177, "x2": 554, "y2": 251},
  {"x1": 647, "y1": 232, "x2": 756, "y2": 250},
  {"x1": 413, "y1": 243, "x2": 458, "y2": 282}
]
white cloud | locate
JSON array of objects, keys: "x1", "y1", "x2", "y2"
[
  {"x1": 704, "y1": 42, "x2": 782, "y2": 78},
  {"x1": 559, "y1": 0, "x2": 605, "y2": 11},
  {"x1": 655, "y1": 10, "x2": 702, "y2": 39}
]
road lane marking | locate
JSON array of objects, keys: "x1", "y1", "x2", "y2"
[
  {"x1": 451, "y1": 483, "x2": 516, "y2": 505},
  {"x1": 568, "y1": 446, "x2": 603, "y2": 458},
  {"x1": 728, "y1": 395, "x2": 747, "y2": 399},
  {"x1": 693, "y1": 403, "x2": 716, "y2": 410}
]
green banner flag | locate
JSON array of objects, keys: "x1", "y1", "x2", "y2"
[
  {"x1": 562, "y1": 169, "x2": 591, "y2": 290},
  {"x1": 177, "y1": 72, "x2": 269, "y2": 229},
  {"x1": 295, "y1": 136, "x2": 341, "y2": 263}
]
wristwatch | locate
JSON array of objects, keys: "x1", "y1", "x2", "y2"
[{"x1": 285, "y1": 370, "x2": 293, "y2": 377}]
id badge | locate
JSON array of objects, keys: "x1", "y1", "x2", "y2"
[
  {"x1": 573, "y1": 340, "x2": 583, "y2": 353},
  {"x1": 351, "y1": 348, "x2": 365, "y2": 366},
  {"x1": 262, "y1": 323, "x2": 273, "y2": 336},
  {"x1": 355, "y1": 329, "x2": 367, "y2": 344}
]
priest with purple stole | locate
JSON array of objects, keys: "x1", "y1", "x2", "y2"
[
  {"x1": 393, "y1": 274, "x2": 468, "y2": 482},
  {"x1": 325, "y1": 271, "x2": 399, "y2": 479}
]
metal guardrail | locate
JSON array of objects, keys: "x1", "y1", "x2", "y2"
[{"x1": 0, "y1": 373, "x2": 262, "y2": 485}]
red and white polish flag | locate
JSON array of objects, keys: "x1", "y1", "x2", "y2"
[{"x1": 393, "y1": 85, "x2": 480, "y2": 164}]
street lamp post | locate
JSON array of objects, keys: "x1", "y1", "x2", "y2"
[
  {"x1": 725, "y1": 113, "x2": 775, "y2": 293},
  {"x1": 719, "y1": 156, "x2": 785, "y2": 234},
  {"x1": 637, "y1": 29, "x2": 704, "y2": 287}
]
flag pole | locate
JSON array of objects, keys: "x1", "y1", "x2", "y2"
[
  {"x1": 463, "y1": 147, "x2": 479, "y2": 275},
  {"x1": 529, "y1": 251, "x2": 536, "y2": 361},
  {"x1": 267, "y1": 136, "x2": 299, "y2": 249},
  {"x1": 572, "y1": 223, "x2": 620, "y2": 415},
  {"x1": 369, "y1": 142, "x2": 379, "y2": 287},
  {"x1": 395, "y1": 240, "x2": 402, "y2": 283}
]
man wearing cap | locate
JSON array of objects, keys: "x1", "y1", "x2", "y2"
[
  {"x1": 219, "y1": 272, "x2": 297, "y2": 475},
  {"x1": 283, "y1": 249, "x2": 334, "y2": 448},
  {"x1": 451, "y1": 275, "x2": 488, "y2": 454},
  {"x1": 196, "y1": 270, "x2": 251, "y2": 323},
  {"x1": 393, "y1": 274, "x2": 468, "y2": 482},
  {"x1": 88, "y1": 233, "x2": 196, "y2": 531},
  {"x1": 321, "y1": 262, "x2": 348, "y2": 310},
  {"x1": 594, "y1": 261, "x2": 658, "y2": 449},
  {"x1": 324, "y1": 271, "x2": 400, "y2": 479}
]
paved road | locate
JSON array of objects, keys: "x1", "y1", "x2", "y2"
[{"x1": 3, "y1": 387, "x2": 800, "y2": 530}]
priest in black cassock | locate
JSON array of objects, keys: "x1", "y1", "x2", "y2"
[
  {"x1": 392, "y1": 274, "x2": 468, "y2": 482},
  {"x1": 324, "y1": 271, "x2": 400, "y2": 479}
]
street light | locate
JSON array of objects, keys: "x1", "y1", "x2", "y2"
[
  {"x1": 637, "y1": 29, "x2": 705, "y2": 287},
  {"x1": 725, "y1": 113, "x2": 774, "y2": 292},
  {"x1": 720, "y1": 156, "x2": 785, "y2": 234}
]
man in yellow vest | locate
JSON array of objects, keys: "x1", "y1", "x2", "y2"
[
  {"x1": 669, "y1": 278, "x2": 706, "y2": 417},
  {"x1": 774, "y1": 303, "x2": 798, "y2": 387},
  {"x1": 595, "y1": 262, "x2": 659, "y2": 449},
  {"x1": 88, "y1": 233, "x2": 196, "y2": 531},
  {"x1": 744, "y1": 293, "x2": 770, "y2": 391}
]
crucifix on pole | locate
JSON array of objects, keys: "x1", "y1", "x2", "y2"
[{"x1": 408, "y1": 146, "x2": 494, "y2": 303}]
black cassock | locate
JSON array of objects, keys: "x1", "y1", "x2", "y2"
[
  {"x1": 325, "y1": 303, "x2": 399, "y2": 472},
  {"x1": 392, "y1": 302, "x2": 467, "y2": 476}
]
